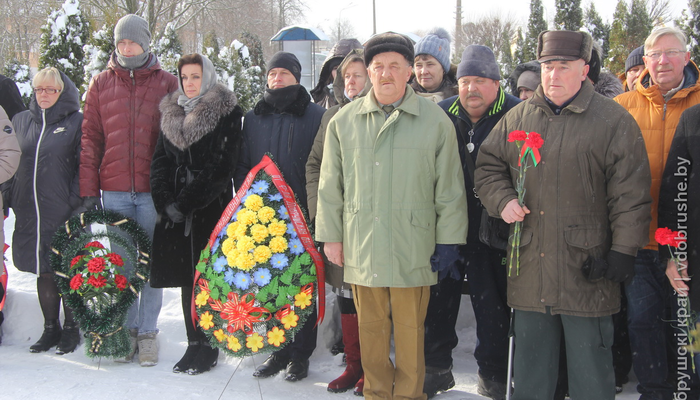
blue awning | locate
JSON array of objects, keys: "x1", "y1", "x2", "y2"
[{"x1": 270, "y1": 25, "x2": 329, "y2": 41}]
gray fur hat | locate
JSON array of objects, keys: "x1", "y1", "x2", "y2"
[
  {"x1": 114, "y1": 14, "x2": 151, "y2": 53},
  {"x1": 537, "y1": 30, "x2": 592, "y2": 63},
  {"x1": 414, "y1": 28, "x2": 452, "y2": 73}
]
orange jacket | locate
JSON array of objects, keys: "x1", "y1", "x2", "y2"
[{"x1": 614, "y1": 61, "x2": 700, "y2": 250}]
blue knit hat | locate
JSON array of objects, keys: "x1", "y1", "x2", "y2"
[
  {"x1": 626, "y1": 46, "x2": 645, "y2": 73},
  {"x1": 457, "y1": 45, "x2": 500, "y2": 81},
  {"x1": 414, "y1": 28, "x2": 451, "y2": 73}
]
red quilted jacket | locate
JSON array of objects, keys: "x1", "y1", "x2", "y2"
[{"x1": 80, "y1": 54, "x2": 178, "y2": 197}]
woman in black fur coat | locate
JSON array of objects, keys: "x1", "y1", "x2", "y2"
[{"x1": 150, "y1": 53, "x2": 243, "y2": 375}]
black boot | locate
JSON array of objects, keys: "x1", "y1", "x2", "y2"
[
  {"x1": 285, "y1": 358, "x2": 310, "y2": 382},
  {"x1": 56, "y1": 320, "x2": 80, "y2": 355},
  {"x1": 30, "y1": 320, "x2": 62, "y2": 353},
  {"x1": 187, "y1": 343, "x2": 219, "y2": 375},
  {"x1": 173, "y1": 341, "x2": 201, "y2": 373},
  {"x1": 253, "y1": 353, "x2": 290, "y2": 378}
]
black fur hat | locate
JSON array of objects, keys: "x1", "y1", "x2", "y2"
[{"x1": 364, "y1": 32, "x2": 414, "y2": 66}]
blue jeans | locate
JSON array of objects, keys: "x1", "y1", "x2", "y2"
[
  {"x1": 626, "y1": 249, "x2": 673, "y2": 400},
  {"x1": 103, "y1": 191, "x2": 163, "y2": 335}
]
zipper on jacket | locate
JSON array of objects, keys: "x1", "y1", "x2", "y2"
[
  {"x1": 130, "y1": 69, "x2": 136, "y2": 192},
  {"x1": 287, "y1": 123, "x2": 294, "y2": 153},
  {"x1": 33, "y1": 110, "x2": 48, "y2": 274},
  {"x1": 663, "y1": 103, "x2": 667, "y2": 121}
]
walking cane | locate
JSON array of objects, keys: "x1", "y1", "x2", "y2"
[{"x1": 505, "y1": 308, "x2": 515, "y2": 400}]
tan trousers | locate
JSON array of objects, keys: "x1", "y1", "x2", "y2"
[{"x1": 352, "y1": 285, "x2": 430, "y2": 400}]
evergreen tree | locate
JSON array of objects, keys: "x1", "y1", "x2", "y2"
[
  {"x1": 39, "y1": 0, "x2": 91, "y2": 94},
  {"x1": 554, "y1": 0, "x2": 583, "y2": 30},
  {"x1": 499, "y1": 27, "x2": 515, "y2": 82},
  {"x1": 584, "y1": 3, "x2": 611, "y2": 65},
  {"x1": 627, "y1": 0, "x2": 652, "y2": 50},
  {"x1": 2, "y1": 60, "x2": 33, "y2": 106},
  {"x1": 607, "y1": 0, "x2": 630, "y2": 75},
  {"x1": 82, "y1": 25, "x2": 115, "y2": 97},
  {"x1": 151, "y1": 23, "x2": 183, "y2": 75},
  {"x1": 514, "y1": 27, "x2": 526, "y2": 66},
  {"x1": 676, "y1": 0, "x2": 700, "y2": 63},
  {"x1": 524, "y1": 0, "x2": 548, "y2": 62},
  {"x1": 227, "y1": 40, "x2": 254, "y2": 113},
  {"x1": 239, "y1": 32, "x2": 266, "y2": 105},
  {"x1": 203, "y1": 31, "x2": 231, "y2": 84}
]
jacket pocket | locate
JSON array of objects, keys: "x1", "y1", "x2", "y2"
[
  {"x1": 563, "y1": 224, "x2": 609, "y2": 290},
  {"x1": 577, "y1": 152, "x2": 595, "y2": 203},
  {"x1": 409, "y1": 209, "x2": 436, "y2": 271},
  {"x1": 343, "y1": 207, "x2": 359, "y2": 268},
  {"x1": 563, "y1": 225, "x2": 606, "y2": 250}
]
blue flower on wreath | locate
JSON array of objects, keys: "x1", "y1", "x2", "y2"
[
  {"x1": 252, "y1": 180, "x2": 270, "y2": 194},
  {"x1": 287, "y1": 223, "x2": 298, "y2": 237},
  {"x1": 289, "y1": 238, "x2": 304, "y2": 255},
  {"x1": 267, "y1": 193, "x2": 283, "y2": 202},
  {"x1": 224, "y1": 269, "x2": 235, "y2": 285},
  {"x1": 271, "y1": 253, "x2": 289, "y2": 270},
  {"x1": 253, "y1": 268, "x2": 272, "y2": 287},
  {"x1": 213, "y1": 257, "x2": 228, "y2": 273},
  {"x1": 234, "y1": 271, "x2": 251, "y2": 290},
  {"x1": 278, "y1": 205, "x2": 290, "y2": 220}
]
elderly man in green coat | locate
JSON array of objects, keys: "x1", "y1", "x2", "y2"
[{"x1": 315, "y1": 32, "x2": 468, "y2": 400}]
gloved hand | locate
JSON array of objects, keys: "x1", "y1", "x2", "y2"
[
  {"x1": 82, "y1": 196, "x2": 102, "y2": 211},
  {"x1": 430, "y1": 244, "x2": 462, "y2": 281},
  {"x1": 165, "y1": 202, "x2": 185, "y2": 223},
  {"x1": 604, "y1": 250, "x2": 636, "y2": 285}
]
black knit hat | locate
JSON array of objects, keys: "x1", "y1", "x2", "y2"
[
  {"x1": 364, "y1": 32, "x2": 414, "y2": 66},
  {"x1": 625, "y1": 46, "x2": 645, "y2": 73},
  {"x1": 267, "y1": 51, "x2": 302, "y2": 83}
]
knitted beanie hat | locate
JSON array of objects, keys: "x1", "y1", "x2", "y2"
[
  {"x1": 625, "y1": 46, "x2": 645, "y2": 73},
  {"x1": 457, "y1": 45, "x2": 500, "y2": 81},
  {"x1": 114, "y1": 14, "x2": 151, "y2": 53},
  {"x1": 414, "y1": 27, "x2": 452, "y2": 73},
  {"x1": 267, "y1": 51, "x2": 302, "y2": 83}
]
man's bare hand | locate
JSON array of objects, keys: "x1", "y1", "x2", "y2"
[
  {"x1": 501, "y1": 198, "x2": 530, "y2": 224},
  {"x1": 666, "y1": 258, "x2": 690, "y2": 296},
  {"x1": 324, "y1": 242, "x2": 344, "y2": 267}
]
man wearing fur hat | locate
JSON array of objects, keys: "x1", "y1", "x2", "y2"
[
  {"x1": 80, "y1": 13, "x2": 179, "y2": 366},
  {"x1": 426, "y1": 44, "x2": 521, "y2": 399},
  {"x1": 234, "y1": 51, "x2": 325, "y2": 383},
  {"x1": 411, "y1": 28, "x2": 458, "y2": 103},
  {"x1": 316, "y1": 32, "x2": 468, "y2": 399},
  {"x1": 475, "y1": 30, "x2": 651, "y2": 399}
]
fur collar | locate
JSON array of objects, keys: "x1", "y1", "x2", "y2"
[
  {"x1": 253, "y1": 85, "x2": 311, "y2": 116},
  {"x1": 160, "y1": 83, "x2": 238, "y2": 150}
]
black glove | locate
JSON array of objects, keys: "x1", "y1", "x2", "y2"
[
  {"x1": 582, "y1": 257, "x2": 607, "y2": 282},
  {"x1": 82, "y1": 196, "x2": 102, "y2": 211},
  {"x1": 604, "y1": 250, "x2": 636, "y2": 285},
  {"x1": 430, "y1": 244, "x2": 462, "y2": 281},
  {"x1": 165, "y1": 203, "x2": 185, "y2": 223}
]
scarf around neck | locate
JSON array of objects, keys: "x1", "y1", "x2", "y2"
[{"x1": 263, "y1": 84, "x2": 302, "y2": 113}]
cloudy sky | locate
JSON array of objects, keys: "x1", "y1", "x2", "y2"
[{"x1": 302, "y1": 0, "x2": 690, "y2": 43}]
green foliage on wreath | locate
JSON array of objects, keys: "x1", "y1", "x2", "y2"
[
  {"x1": 194, "y1": 171, "x2": 317, "y2": 357},
  {"x1": 51, "y1": 209, "x2": 151, "y2": 358}
]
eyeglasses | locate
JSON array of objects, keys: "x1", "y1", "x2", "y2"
[
  {"x1": 33, "y1": 88, "x2": 61, "y2": 94},
  {"x1": 645, "y1": 50, "x2": 685, "y2": 60}
]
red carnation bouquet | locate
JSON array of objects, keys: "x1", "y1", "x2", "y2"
[{"x1": 67, "y1": 241, "x2": 129, "y2": 308}]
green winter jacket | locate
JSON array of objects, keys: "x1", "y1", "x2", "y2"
[
  {"x1": 315, "y1": 85, "x2": 468, "y2": 288},
  {"x1": 474, "y1": 80, "x2": 652, "y2": 317}
]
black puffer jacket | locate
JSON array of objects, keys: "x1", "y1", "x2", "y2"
[
  {"x1": 235, "y1": 86, "x2": 325, "y2": 213},
  {"x1": 149, "y1": 84, "x2": 243, "y2": 288},
  {"x1": 0, "y1": 74, "x2": 26, "y2": 120},
  {"x1": 10, "y1": 71, "x2": 82, "y2": 274}
]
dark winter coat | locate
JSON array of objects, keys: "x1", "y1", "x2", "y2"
[
  {"x1": 0, "y1": 107, "x2": 21, "y2": 248},
  {"x1": 508, "y1": 61, "x2": 541, "y2": 97},
  {"x1": 311, "y1": 39, "x2": 363, "y2": 109},
  {"x1": 0, "y1": 74, "x2": 27, "y2": 120},
  {"x1": 80, "y1": 53, "x2": 179, "y2": 197},
  {"x1": 306, "y1": 49, "x2": 371, "y2": 291},
  {"x1": 9, "y1": 71, "x2": 82, "y2": 274},
  {"x1": 475, "y1": 80, "x2": 652, "y2": 317},
  {"x1": 438, "y1": 87, "x2": 521, "y2": 245},
  {"x1": 149, "y1": 83, "x2": 243, "y2": 288},
  {"x1": 593, "y1": 72, "x2": 624, "y2": 99},
  {"x1": 235, "y1": 86, "x2": 325, "y2": 214},
  {"x1": 658, "y1": 103, "x2": 700, "y2": 311},
  {"x1": 410, "y1": 64, "x2": 458, "y2": 103}
]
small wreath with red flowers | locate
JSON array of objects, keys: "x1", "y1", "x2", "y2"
[{"x1": 50, "y1": 209, "x2": 151, "y2": 358}]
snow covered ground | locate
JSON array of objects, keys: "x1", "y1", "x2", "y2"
[{"x1": 0, "y1": 213, "x2": 643, "y2": 399}]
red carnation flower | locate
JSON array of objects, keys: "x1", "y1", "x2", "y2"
[
  {"x1": 70, "y1": 255, "x2": 85, "y2": 268},
  {"x1": 87, "y1": 257, "x2": 106, "y2": 273},
  {"x1": 70, "y1": 274, "x2": 83, "y2": 290},
  {"x1": 114, "y1": 274, "x2": 128, "y2": 291},
  {"x1": 106, "y1": 252, "x2": 124, "y2": 267},
  {"x1": 508, "y1": 130, "x2": 527, "y2": 142},
  {"x1": 87, "y1": 274, "x2": 107, "y2": 288},
  {"x1": 84, "y1": 241, "x2": 104, "y2": 249},
  {"x1": 672, "y1": 232, "x2": 687, "y2": 248},
  {"x1": 655, "y1": 227, "x2": 675, "y2": 246},
  {"x1": 525, "y1": 132, "x2": 544, "y2": 149}
]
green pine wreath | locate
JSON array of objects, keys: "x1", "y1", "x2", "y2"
[{"x1": 50, "y1": 209, "x2": 151, "y2": 358}]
